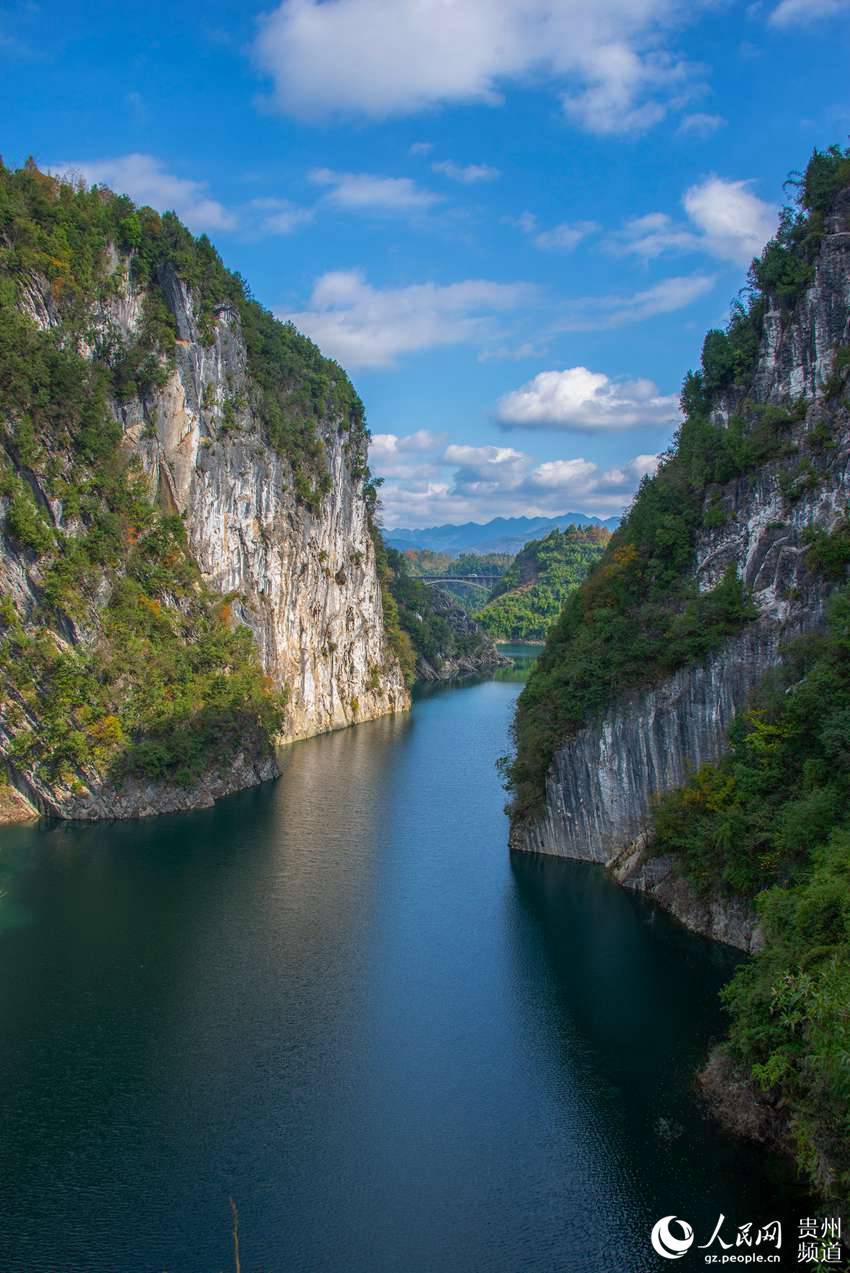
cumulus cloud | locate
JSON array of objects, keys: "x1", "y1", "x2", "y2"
[
  {"x1": 309, "y1": 167, "x2": 440, "y2": 211},
  {"x1": 369, "y1": 429, "x2": 661, "y2": 525},
  {"x1": 253, "y1": 0, "x2": 708, "y2": 136},
  {"x1": 497, "y1": 367, "x2": 680, "y2": 431},
  {"x1": 683, "y1": 176, "x2": 777, "y2": 265},
  {"x1": 443, "y1": 443, "x2": 530, "y2": 492},
  {"x1": 432, "y1": 160, "x2": 501, "y2": 184},
  {"x1": 283, "y1": 270, "x2": 537, "y2": 368},
  {"x1": 409, "y1": 141, "x2": 434, "y2": 155},
  {"x1": 769, "y1": 0, "x2": 850, "y2": 23},
  {"x1": 369, "y1": 430, "x2": 449, "y2": 479},
  {"x1": 555, "y1": 274, "x2": 716, "y2": 331},
  {"x1": 608, "y1": 176, "x2": 776, "y2": 266},
  {"x1": 51, "y1": 154, "x2": 236, "y2": 232}
]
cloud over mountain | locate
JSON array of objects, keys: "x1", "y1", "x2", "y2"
[{"x1": 369, "y1": 429, "x2": 662, "y2": 525}]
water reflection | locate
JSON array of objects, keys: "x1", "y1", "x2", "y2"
[{"x1": 0, "y1": 678, "x2": 807, "y2": 1273}]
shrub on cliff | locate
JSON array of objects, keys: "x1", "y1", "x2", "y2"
[{"x1": 0, "y1": 162, "x2": 308, "y2": 793}]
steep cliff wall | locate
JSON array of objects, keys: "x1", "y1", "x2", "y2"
[
  {"x1": 509, "y1": 458, "x2": 846, "y2": 866},
  {"x1": 0, "y1": 164, "x2": 408, "y2": 821},
  {"x1": 121, "y1": 269, "x2": 408, "y2": 743},
  {"x1": 508, "y1": 182, "x2": 850, "y2": 922}
]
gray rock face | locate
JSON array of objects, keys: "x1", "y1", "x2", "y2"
[
  {"x1": 509, "y1": 198, "x2": 850, "y2": 944},
  {"x1": 609, "y1": 842, "x2": 763, "y2": 953},
  {"x1": 27, "y1": 747, "x2": 280, "y2": 823},
  {"x1": 122, "y1": 269, "x2": 409, "y2": 744},
  {"x1": 1, "y1": 260, "x2": 409, "y2": 821}
]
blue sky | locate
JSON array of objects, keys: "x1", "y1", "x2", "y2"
[{"x1": 2, "y1": 0, "x2": 848, "y2": 527}]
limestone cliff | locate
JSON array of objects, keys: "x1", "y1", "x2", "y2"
[
  {"x1": 508, "y1": 181, "x2": 850, "y2": 946},
  {"x1": 0, "y1": 162, "x2": 408, "y2": 821},
  {"x1": 124, "y1": 268, "x2": 408, "y2": 744}
]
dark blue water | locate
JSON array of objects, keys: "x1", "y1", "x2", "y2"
[{"x1": 0, "y1": 677, "x2": 805, "y2": 1272}]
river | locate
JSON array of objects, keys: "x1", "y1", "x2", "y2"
[{"x1": 0, "y1": 663, "x2": 806, "y2": 1272}]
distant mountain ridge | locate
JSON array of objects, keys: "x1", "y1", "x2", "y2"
[{"x1": 385, "y1": 512, "x2": 621, "y2": 556}]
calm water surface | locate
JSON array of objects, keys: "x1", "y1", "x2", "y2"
[{"x1": 0, "y1": 672, "x2": 805, "y2": 1272}]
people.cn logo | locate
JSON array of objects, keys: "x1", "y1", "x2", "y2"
[{"x1": 651, "y1": 1216, "x2": 695, "y2": 1259}]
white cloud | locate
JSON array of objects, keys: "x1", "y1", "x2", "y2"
[
  {"x1": 309, "y1": 167, "x2": 440, "y2": 211},
  {"x1": 51, "y1": 154, "x2": 236, "y2": 232},
  {"x1": 370, "y1": 427, "x2": 661, "y2": 525},
  {"x1": 497, "y1": 367, "x2": 680, "y2": 431},
  {"x1": 249, "y1": 196, "x2": 313, "y2": 234},
  {"x1": 769, "y1": 0, "x2": 850, "y2": 24},
  {"x1": 608, "y1": 211, "x2": 701, "y2": 260},
  {"x1": 677, "y1": 112, "x2": 725, "y2": 137},
  {"x1": 254, "y1": 0, "x2": 708, "y2": 136},
  {"x1": 409, "y1": 141, "x2": 434, "y2": 155},
  {"x1": 512, "y1": 211, "x2": 599, "y2": 252},
  {"x1": 369, "y1": 430, "x2": 449, "y2": 479},
  {"x1": 533, "y1": 220, "x2": 600, "y2": 251},
  {"x1": 555, "y1": 274, "x2": 716, "y2": 331},
  {"x1": 284, "y1": 270, "x2": 537, "y2": 368},
  {"x1": 608, "y1": 176, "x2": 776, "y2": 267},
  {"x1": 683, "y1": 176, "x2": 776, "y2": 265},
  {"x1": 443, "y1": 443, "x2": 530, "y2": 492},
  {"x1": 432, "y1": 160, "x2": 501, "y2": 184},
  {"x1": 561, "y1": 45, "x2": 699, "y2": 135}
]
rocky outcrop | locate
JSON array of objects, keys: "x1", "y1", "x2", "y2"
[
  {"x1": 0, "y1": 776, "x2": 38, "y2": 823},
  {"x1": 609, "y1": 841, "x2": 763, "y2": 953},
  {"x1": 3, "y1": 745, "x2": 280, "y2": 823},
  {"x1": 122, "y1": 270, "x2": 408, "y2": 743},
  {"x1": 414, "y1": 588, "x2": 511, "y2": 682},
  {"x1": 697, "y1": 1050, "x2": 789, "y2": 1148},
  {"x1": 1, "y1": 254, "x2": 409, "y2": 822},
  {"x1": 509, "y1": 189, "x2": 850, "y2": 914}
]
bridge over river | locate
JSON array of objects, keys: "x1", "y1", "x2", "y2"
[{"x1": 421, "y1": 575, "x2": 501, "y2": 585}]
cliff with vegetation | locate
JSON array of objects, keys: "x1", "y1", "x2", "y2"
[
  {"x1": 0, "y1": 160, "x2": 408, "y2": 821},
  {"x1": 506, "y1": 146, "x2": 850, "y2": 1203},
  {"x1": 378, "y1": 546, "x2": 509, "y2": 683},
  {"x1": 476, "y1": 526, "x2": 609, "y2": 641}
]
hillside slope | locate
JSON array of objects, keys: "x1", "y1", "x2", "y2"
[
  {"x1": 476, "y1": 526, "x2": 609, "y2": 641},
  {"x1": 0, "y1": 161, "x2": 408, "y2": 821},
  {"x1": 379, "y1": 546, "x2": 509, "y2": 683}
]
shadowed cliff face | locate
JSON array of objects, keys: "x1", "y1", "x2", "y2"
[
  {"x1": 509, "y1": 190, "x2": 850, "y2": 942},
  {"x1": 2, "y1": 253, "x2": 408, "y2": 822}
]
